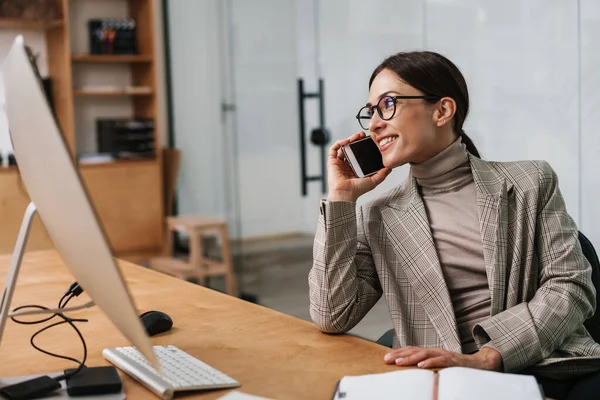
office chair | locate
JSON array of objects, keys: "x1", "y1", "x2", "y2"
[
  {"x1": 579, "y1": 231, "x2": 600, "y2": 344},
  {"x1": 376, "y1": 231, "x2": 600, "y2": 348}
]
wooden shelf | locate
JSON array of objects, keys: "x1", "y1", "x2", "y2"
[
  {"x1": 0, "y1": 18, "x2": 63, "y2": 30},
  {"x1": 0, "y1": 0, "x2": 165, "y2": 259},
  {"x1": 74, "y1": 89, "x2": 153, "y2": 97},
  {"x1": 72, "y1": 54, "x2": 153, "y2": 63},
  {"x1": 79, "y1": 159, "x2": 158, "y2": 168}
]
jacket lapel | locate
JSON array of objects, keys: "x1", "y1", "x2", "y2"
[
  {"x1": 382, "y1": 176, "x2": 461, "y2": 353},
  {"x1": 470, "y1": 155, "x2": 512, "y2": 316}
]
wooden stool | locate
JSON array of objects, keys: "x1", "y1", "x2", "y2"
[{"x1": 150, "y1": 215, "x2": 238, "y2": 297}]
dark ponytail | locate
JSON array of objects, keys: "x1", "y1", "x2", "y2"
[
  {"x1": 458, "y1": 131, "x2": 480, "y2": 158},
  {"x1": 369, "y1": 51, "x2": 481, "y2": 158}
]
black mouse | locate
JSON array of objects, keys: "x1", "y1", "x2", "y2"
[{"x1": 140, "y1": 310, "x2": 173, "y2": 336}]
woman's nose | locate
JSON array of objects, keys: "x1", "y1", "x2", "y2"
[{"x1": 369, "y1": 112, "x2": 385, "y2": 133}]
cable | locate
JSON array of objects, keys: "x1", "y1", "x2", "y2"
[
  {"x1": 9, "y1": 283, "x2": 93, "y2": 318},
  {"x1": 9, "y1": 282, "x2": 89, "y2": 382},
  {"x1": 59, "y1": 292, "x2": 74, "y2": 309},
  {"x1": 32, "y1": 315, "x2": 88, "y2": 381},
  {"x1": 9, "y1": 300, "x2": 95, "y2": 317}
]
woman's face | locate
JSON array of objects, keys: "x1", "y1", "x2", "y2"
[{"x1": 367, "y1": 69, "x2": 447, "y2": 168}]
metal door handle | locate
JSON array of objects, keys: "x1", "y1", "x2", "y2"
[{"x1": 298, "y1": 78, "x2": 329, "y2": 196}]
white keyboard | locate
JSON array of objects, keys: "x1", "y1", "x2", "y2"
[{"x1": 103, "y1": 345, "x2": 240, "y2": 400}]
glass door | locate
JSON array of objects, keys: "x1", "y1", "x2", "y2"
[{"x1": 218, "y1": 0, "x2": 319, "y2": 313}]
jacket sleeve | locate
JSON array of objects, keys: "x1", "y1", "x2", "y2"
[
  {"x1": 308, "y1": 200, "x2": 382, "y2": 333},
  {"x1": 473, "y1": 161, "x2": 596, "y2": 372}
]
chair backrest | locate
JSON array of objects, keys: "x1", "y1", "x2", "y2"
[{"x1": 580, "y1": 231, "x2": 600, "y2": 343}]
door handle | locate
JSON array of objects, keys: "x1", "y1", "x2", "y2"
[{"x1": 298, "y1": 78, "x2": 330, "y2": 196}]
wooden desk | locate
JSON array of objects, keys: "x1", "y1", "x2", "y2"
[{"x1": 0, "y1": 251, "x2": 398, "y2": 399}]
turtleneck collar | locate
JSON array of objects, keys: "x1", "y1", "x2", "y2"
[{"x1": 410, "y1": 137, "x2": 472, "y2": 195}]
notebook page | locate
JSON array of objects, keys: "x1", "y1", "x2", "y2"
[
  {"x1": 438, "y1": 367, "x2": 543, "y2": 400},
  {"x1": 336, "y1": 369, "x2": 434, "y2": 400}
]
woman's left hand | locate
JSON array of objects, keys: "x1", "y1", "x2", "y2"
[{"x1": 383, "y1": 346, "x2": 503, "y2": 371}]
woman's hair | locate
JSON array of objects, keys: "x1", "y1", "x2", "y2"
[{"x1": 369, "y1": 51, "x2": 481, "y2": 158}]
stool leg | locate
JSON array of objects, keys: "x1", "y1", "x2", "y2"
[
  {"x1": 190, "y1": 231, "x2": 206, "y2": 287},
  {"x1": 219, "y1": 225, "x2": 238, "y2": 297}
]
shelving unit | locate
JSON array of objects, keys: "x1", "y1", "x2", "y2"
[
  {"x1": 73, "y1": 89, "x2": 153, "y2": 96},
  {"x1": 72, "y1": 54, "x2": 153, "y2": 63},
  {"x1": 0, "y1": 18, "x2": 63, "y2": 30},
  {"x1": 0, "y1": 0, "x2": 164, "y2": 263},
  {"x1": 79, "y1": 159, "x2": 157, "y2": 168}
]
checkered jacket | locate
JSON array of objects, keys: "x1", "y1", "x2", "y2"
[{"x1": 309, "y1": 155, "x2": 600, "y2": 378}]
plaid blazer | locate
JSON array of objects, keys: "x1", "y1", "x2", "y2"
[{"x1": 309, "y1": 155, "x2": 600, "y2": 379}]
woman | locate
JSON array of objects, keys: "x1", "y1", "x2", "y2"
[{"x1": 308, "y1": 51, "x2": 600, "y2": 400}]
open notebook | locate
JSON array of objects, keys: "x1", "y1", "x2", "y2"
[{"x1": 332, "y1": 367, "x2": 544, "y2": 400}]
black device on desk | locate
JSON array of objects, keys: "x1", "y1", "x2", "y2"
[
  {"x1": 96, "y1": 118, "x2": 155, "y2": 160},
  {"x1": 140, "y1": 310, "x2": 173, "y2": 337},
  {"x1": 65, "y1": 366, "x2": 122, "y2": 396}
]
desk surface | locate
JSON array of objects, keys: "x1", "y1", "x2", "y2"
[{"x1": 0, "y1": 251, "x2": 400, "y2": 399}]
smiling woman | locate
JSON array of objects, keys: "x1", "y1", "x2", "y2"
[
  {"x1": 366, "y1": 52, "x2": 479, "y2": 167},
  {"x1": 309, "y1": 51, "x2": 600, "y2": 400}
]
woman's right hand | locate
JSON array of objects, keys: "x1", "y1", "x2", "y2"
[{"x1": 327, "y1": 131, "x2": 392, "y2": 203}]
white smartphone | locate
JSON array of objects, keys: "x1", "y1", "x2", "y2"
[{"x1": 342, "y1": 136, "x2": 385, "y2": 178}]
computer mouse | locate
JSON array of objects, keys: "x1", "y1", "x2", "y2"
[{"x1": 139, "y1": 310, "x2": 173, "y2": 336}]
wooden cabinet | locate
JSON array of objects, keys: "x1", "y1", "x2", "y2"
[
  {"x1": 0, "y1": 0, "x2": 164, "y2": 262},
  {"x1": 81, "y1": 161, "x2": 163, "y2": 254},
  {"x1": 0, "y1": 169, "x2": 53, "y2": 254}
]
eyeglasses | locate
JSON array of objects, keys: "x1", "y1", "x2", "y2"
[{"x1": 356, "y1": 95, "x2": 441, "y2": 130}]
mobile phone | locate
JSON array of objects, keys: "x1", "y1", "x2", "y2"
[{"x1": 341, "y1": 136, "x2": 384, "y2": 178}]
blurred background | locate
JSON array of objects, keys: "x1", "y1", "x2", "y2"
[{"x1": 0, "y1": 0, "x2": 598, "y2": 342}]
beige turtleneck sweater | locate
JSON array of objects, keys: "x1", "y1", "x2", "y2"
[{"x1": 410, "y1": 138, "x2": 491, "y2": 354}]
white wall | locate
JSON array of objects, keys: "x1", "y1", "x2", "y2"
[
  {"x1": 318, "y1": 0, "x2": 583, "y2": 217},
  {"x1": 227, "y1": 0, "x2": 308, "y2": 238},
  {"x1": 319, "y1": 0, "x2": 586, "y2": 234},
  {"x1": 169, "y1": 0, "x2": 318, "y2": 238},
  {"x1": 296, "y1": 0, "x2": 329, "y2": 231},
  {"x1": 166, "y1": 0, "x2": 234, "y2": 229},
  {"x1": 426, "y1": 0, "x2": 580, "y2": 222},
  {"x1": 168, "y1": 0, "x2": 600, "y2": 246},
  {"x1": 580, "y1": 0, "x2": 600, "y2": 247},
  {"x1": 318, "y1": 0, "x2": 426, "y2": 205}
]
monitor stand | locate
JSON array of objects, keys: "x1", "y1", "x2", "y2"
[
  {"x1": 0, "y1": 202, "x2": 93, "y2": 342},
  {"x1": 0, "y1": 204, "x2": 112, "y2": 398},
  {"x1": 0, "y1": 202, "x2": 38, "y2": 345}
]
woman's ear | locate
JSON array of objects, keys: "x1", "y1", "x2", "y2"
[{"x1": 434, "y1": 97, "x2": 457, "y2": 128}]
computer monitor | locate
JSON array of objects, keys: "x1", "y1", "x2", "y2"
[{"x1": 0, "y1": 35, "x2": 157, "y2": 368}]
